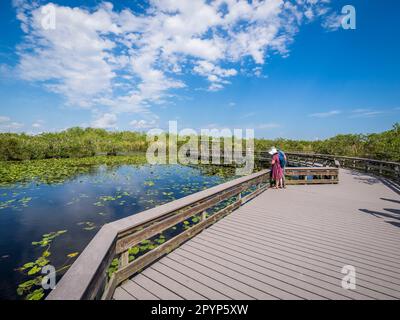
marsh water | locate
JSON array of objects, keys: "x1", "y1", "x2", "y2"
[{"x1": 0, "y1": 157, "x2": 239, "y2": 300}]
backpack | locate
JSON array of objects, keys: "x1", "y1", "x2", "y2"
[{"x1": 278, "y1": 150, "x2": 286, "y2": 168}]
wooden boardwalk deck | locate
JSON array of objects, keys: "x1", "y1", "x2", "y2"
[{"x1": 114, "y1": 169, "x2": 400, "y2": 300}]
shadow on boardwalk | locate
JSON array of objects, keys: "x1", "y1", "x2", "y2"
[
  {"x1": 359, "y1": 183, "x2": 400, "y2": 228},
  {"x1": 349, "y1": 170, "x2": 400, "y2": 196},
  {"x1": 345, "y1": 170, "x2": 400, "y2": 228}
]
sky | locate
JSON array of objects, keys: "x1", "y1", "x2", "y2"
[{"x1": 0, "y1": 0, "x2": 399, "y2": 139}]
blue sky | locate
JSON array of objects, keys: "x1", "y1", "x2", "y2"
[{"x1": 0, "y1": 0, "x2": 399, "y2": 139}]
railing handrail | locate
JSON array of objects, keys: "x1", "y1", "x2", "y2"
[
  {"x1": 47, "y1": 169, "x2": 270, "y2": 300},
  {"x1": 107, "y1": 169, "x2": 268, "y2": 234},
  {"x1": 256, "y1": 151, "x2": 400, "y2": 166}
]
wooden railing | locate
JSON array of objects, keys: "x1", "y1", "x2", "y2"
[
  {"x1": 47, "y1": 169, "x2": 270, "y2": 300},
  {"x1": 283, "y1": 152, "x2": 400, "y2": 181},
  {"x1": 285, "y1": 167, "x2": 338, "y2": 185}
]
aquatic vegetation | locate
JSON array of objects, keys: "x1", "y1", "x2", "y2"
[
  {"x1": 31, "y1": 230, "x2": 67, "y2": 247},
  {"x1": 144, "y1": 180, "x2": 155, "y2": 187},
  {"x1": 0, "y1": 199, "x2": 16, "y2": 210},
  {"x1": 17, "y1": 278, "x2": 44, "y2": 299},
  {"x1": 66, "y1": 193, "x2": 88, "y2": 206},
  {"x1": 67, "y1": 252, "x2": 79, "y2": 258},
  {"x1": 0, "y1": 192, "x2": 34, "y2": 211},
  {"x1": 0, "y1": 155, "x2": 147, "y2": 186},
  {"x1": 94, "y1": 190, "x2": 133, "y2": 207},
  {"x1": 17, "y1": 230, "x2": 71, "y2": 300},
  {"x1": 1, "y1": 161, "x2": 236, "y2": 300},
  {"x1": 107, "y1": 258, "x2": 119, "y2": 278},
  {"x1": 77, "y1": 221, "x2": 97, "y2": 231},
  {"x1": 26, "y1": 288, "x2": 45, "y2": 300}
]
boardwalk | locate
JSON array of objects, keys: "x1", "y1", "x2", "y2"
[{"x1": 114, "y1": 169, "x2": 400, "y2": 300}]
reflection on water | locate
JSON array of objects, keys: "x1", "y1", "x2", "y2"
[{"x1": 0, "y1": 163, "x2": 236, "y2": 299}]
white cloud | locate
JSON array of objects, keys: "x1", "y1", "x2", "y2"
[
  {"x1": 349, "y1": 109, "x2": 384, "y2": 118},
  {"x1": 0, "y1": 115, "x2": 24, "y2": 131},
  {"x1": 193, "y1": 60, "x2": 237, "y2": 91},
  {"x1": 13, "y1": 0, "x2": 334, "y2": 120},
  {"x1": 322, "y1": 12, "x2": 343, "y2": 32},
  {"x1": 309, "y1": 110, "x2": 341, "y2": 118},
  {"x1": 15, "y1": 2, "x2": 118, "y2": 108},
  {"x1": 130, "y1": 119, "x2": 157, "y2": 129},
  {"x1": 32, "y1": 120, "x2": 45, "y2": 128},
  {"x1": 0, "y1": 116, "x2": 11, "y2": 123},
  {"x1": 91, "y1": 113, "x2": 117, "y2": 128}
]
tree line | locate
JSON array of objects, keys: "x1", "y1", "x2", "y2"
[{"x1": 0, "y1": 124, "x2": 399, "y2": 162}]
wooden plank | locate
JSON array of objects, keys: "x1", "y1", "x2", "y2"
[
  {"x1": 141, "y1": 267, "x2": 206, "y2": 300},
  {"x1": 172, "y1": 247, "x2": 303, "y2": 300},
  {"x1": 113, "y1": 287, "x2": 136, "y2": 300},
  {"x1": 190, "y1": 231, "x2": 399, "y2": 300},
  {"x1": 181, "y1": 240, "x2": 342, "y2": 300},
  {"x1": 225, "y1": 212, "x2": 400, "y2": 262},
  {"x1": 229, "y1": 212, "x2": 400, "y2": 262},
  {"x1": 133, "y1": 273, "x2": 183, "y2": 300},
  {"x1": 151, "y1": 263, "x2": 230, "y2": 300},
  {"x1": 168, "y1": 251, "x2": 270, "y2": 300},
  {"x1": 208, "y1": 223, "x2": 400, "y2": 285},
  {"x1": 197, "y1": 230, "x2": 399, "y2": 299},
  {"x1": 121, "y1": 280, "x2": 160, "y2": 300},
  {"x1": 202, "y1": 228, "x2": 400, "y2": 297},
  {"x1": 180, "y1": 240, "x2": 372, "y2": 300},
  {"x1": 120, "y1": 251, "x2": 129, "y2": 267},
  {"x1": 203, "y1": 225, "x2": 400, "y2": 299},
  {"x1": 160, "y1": 256, "x2": 254, "y2": 300},
  {"x1": 246, "y1": 206, "x2": 400, "y2": 243},
  {"x1": 286, "y1": 179, "x2": 338, "y2": 185},
  {"x1": 102, "y1": 274, "x2": 118, "y2": 300},
  {"x1": 234, "y1": 216, "x2": 400, "y2": 263}
]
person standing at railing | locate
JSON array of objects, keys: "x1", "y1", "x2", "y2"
[
  {"x1": 278, "y1": 148, "x2": 287, "y2": 188},
  {"x1": 269, "y1": 147, "x2": 284, "y2": 189}
]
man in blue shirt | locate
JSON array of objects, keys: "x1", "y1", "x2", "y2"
[{"x1": 278, "y1": 149, "x2": 287, "y2": 188}]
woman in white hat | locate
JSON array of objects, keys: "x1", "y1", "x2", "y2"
[{"x1": 269, "y1": 147, "x2": 284, "y2": 189}]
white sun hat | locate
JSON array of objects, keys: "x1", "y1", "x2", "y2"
[{"x1": 268, "y1": 147, "x2": 278, "y2": 155}]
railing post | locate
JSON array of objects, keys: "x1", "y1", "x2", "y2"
[{"x1": 120, "y1": 251, "x2": 129, "y2": 268}]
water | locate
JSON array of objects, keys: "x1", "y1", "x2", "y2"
[{"x1": 0, "y1": 163, "x2": 236, "y2": 300}]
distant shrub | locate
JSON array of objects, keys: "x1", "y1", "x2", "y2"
[{"x1": 0, "y1": 124, "x2": 399, "y2": 162}]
